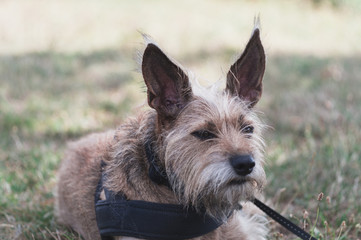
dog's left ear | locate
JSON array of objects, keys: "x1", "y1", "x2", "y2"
[
  {"x1": 226, "y1": 28, "x2": 265, "y2": 108},
  {"x1": 142, "y1": 43, "x2": 192, "y2": 120}
]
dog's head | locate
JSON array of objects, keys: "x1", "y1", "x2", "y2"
[{"x1": 142, "y1": 26, "x2": 266, "y2": 219}]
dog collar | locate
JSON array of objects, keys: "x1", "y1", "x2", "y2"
[
  {"x1": 145, "y1": 140, "x2": 171, "y2": 188},
  {"x1": 94, "y1": 159, "x2": 225, "y2": 240}
]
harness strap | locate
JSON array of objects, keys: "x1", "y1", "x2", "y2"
[
  {"x1": 94, "y1": 161, "x2": 225, "y2": 240},
  {"x1": 96, "y1": 197, "x2": 224, "y2": 240},
  {"x1": 253, "y1": 198, "x2": 317, "y2": 240}
]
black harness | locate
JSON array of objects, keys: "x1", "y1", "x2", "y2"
[{"x1": 94, "y1": 141, "x2": 226, "y2": 240}]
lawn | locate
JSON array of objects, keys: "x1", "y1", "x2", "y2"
[{"x1": 1, "y1": 0, "x2": 360, "y2": 239}]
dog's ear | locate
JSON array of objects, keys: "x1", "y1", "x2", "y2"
[
  {"x1": 226, "y1": 28, "x2": 265, "y2": 108},
  {"x1": 142, "y1": 43, "x2": 192, "y2": 120}
]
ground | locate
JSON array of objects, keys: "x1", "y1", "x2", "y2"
[{"x1": 0, "y1": 0, "x2": 360, "y2": 239}]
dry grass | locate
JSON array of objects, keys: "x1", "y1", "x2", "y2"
[{"x1": 0, "y1": 0, "x2": 360, "y2": 239}]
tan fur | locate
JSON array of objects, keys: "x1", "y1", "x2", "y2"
[
  {"x1": 56, "y1": 107, "x2": 267, "y2": 240},
  {"x1": 56, "y1": 131, "x2": 114, "y2": 239},
  {"x1": 56, "y1": 25, "x2": 268, "y2": 240}
]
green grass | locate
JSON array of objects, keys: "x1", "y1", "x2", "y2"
[
  {"x1": 0, "y1": 50, "x2": 139, "y2": 240},
  {"x1": 263, "y1": 55, "x2": 361, "y2": 239},
  {"x1": 1, "y1": 0, "x2": 360, "y2": 239}
]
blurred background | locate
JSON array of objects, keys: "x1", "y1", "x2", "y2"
[{"x1": 0, "y1": 0, "x2": 360, "y2": 239}]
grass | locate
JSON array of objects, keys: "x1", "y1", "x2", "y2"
[
  {"x1": 263, "y1": 55, "x2": 361, "y2": 239},
  {"x1": 0, "y1": 0, "x2": 360, "y2": 239}
]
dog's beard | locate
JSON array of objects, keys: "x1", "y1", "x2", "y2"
[
  {"x1": 168, "y1": 163, "x2": 266, "y2": 221},
  {"x1": 164, "y1": 130, "x2": 266, "y2": 220}
]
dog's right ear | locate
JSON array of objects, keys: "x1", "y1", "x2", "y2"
[{"x1": 142, "y1": 43, "x2": 192, "y2": 121}]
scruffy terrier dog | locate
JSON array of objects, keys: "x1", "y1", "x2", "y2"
[{"x1": 56, "y1": 24, "x2": 268, "y2": 240}]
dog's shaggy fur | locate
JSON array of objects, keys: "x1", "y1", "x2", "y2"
[{"x1": 56, "y1": 24, "x2": 269, "y2": 240}]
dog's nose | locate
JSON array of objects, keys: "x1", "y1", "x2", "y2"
[{"x1": 230, "y1": 155, "x2": 255, "y2": 176}]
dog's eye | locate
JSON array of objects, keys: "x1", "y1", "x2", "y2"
[
  {"x1": 191, "y1": 130, "x2": 216, "y2": 141},
  {"x1": 242, "y1": 126, "x2": 254, "y2": 134}
]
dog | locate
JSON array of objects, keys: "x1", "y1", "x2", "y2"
[{"x1": 56, "y1": 22, "x2": 268, "y2": 240}]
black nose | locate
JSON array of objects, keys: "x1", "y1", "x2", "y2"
[{"x1": 230, "y1": 155, "x2": 255, "y2": 176}]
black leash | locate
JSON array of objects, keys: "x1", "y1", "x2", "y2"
[{"x1": 253, "y1": 198, "x2": 317, "y2": 240}]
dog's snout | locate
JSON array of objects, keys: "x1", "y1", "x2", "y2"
[{"x1": 230, "y1": 155, "x2": 255, "y2": 176}]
